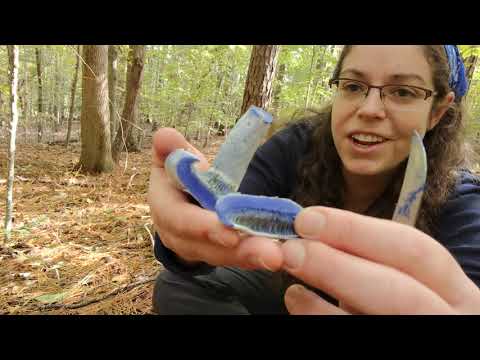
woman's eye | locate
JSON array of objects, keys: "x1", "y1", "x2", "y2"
[
  {"x1": 342, "y1": 83, "x2": 364, "y2": 93},
  {"x1": 390, "y1": 87, "x2": 417, "y2": 98}
]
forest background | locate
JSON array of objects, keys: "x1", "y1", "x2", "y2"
[{"x1": 0, "y1": 45, "x2": 478, "y2": 314}]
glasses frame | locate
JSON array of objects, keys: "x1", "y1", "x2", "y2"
[{"x1": 328, "y1": 77, "x2": 437, "y2": 101}]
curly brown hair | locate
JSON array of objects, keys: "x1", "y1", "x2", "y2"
[{"x1": 291, "y1": 45, "x2": 475, "y2": 237}]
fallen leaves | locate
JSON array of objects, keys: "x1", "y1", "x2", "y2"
[
  {"x1": 0, "y1": 135, "x2": 222, "y2": 314},
  {"x1": 34, "y1": 292, "x2": 66, "y2": 304}
]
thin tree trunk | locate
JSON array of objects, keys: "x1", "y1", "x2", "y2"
[
  {"x1": 66, "y1": 45, "x2": 80, "y2": 146},
  {"x1": 108, "y1": 45, "x2": 119, "y2": 145},
  {"x1": 112, "y1": 45, "x2": 145, "y2": 162},
  {"x1": 148, "y1": 49, "x2": 166, "y2": 129},
  {"x1": 304, "y1": 45, "x2": 317, "y2": 110},
  {"x1": 203, "y1": 72, "x2": 224, "y2": 148},
  {"x1": 18, "y1": 77, "x2": 25, "y2": 133},
  {"x1": 35, "y1": 47, "x2": 44, "y2": 143},
  {"x1": 464, "y1": 49, "x2": 478, "y2": 92},
  {"x1": 78, "y1": 45, "x2": 114, "y2": 173},
  {"x1": 59, "y1": 69, "x2": 65, "y2": 125},
  {"x1": 53, "y1": 51, "x2": 60, "y2": 134},
  {"x1": 5, "y1": 45, "x2": 20, "y2": 243},
  {"x1": 272, "y1": 63, "x2": 286, "y2": 118},
  {"x1": 313, "y1": 45, "x2": 329, "y2": 99},
  {"x1": 23, "y1": 62, "x2": 29, "y2": 143},
  {"x1": 183, "y1": 103, "x2": 194, "y2": 142},
  {"x1": 240, "y1": 45, "x2": 280, "y2": 117}
]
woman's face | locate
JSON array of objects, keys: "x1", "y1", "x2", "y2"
[{"x1": 331, "y1": 45, "x2": 443, "y2": 178}]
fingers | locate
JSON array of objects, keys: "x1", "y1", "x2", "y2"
[
  {"x1": 173, "y1": 235, "x2": 284, "y2": 271},
  {"x1": 147, "y1": 129, "x2": 283, "y2": 271},
  {"x1": 151, "y1": 128, "x2": 208, "y2": 169},
  {"x1": 339, "y1": 301, "x2": 363, "y2": 315},
  {"x1": 285, "y1": 284, "x2": 349, "y2": 315},
  {"x1": 149, "y1": 166, "x2": 283, "y2": 269},
  {"x1": 148, "y1": 127, "x2": 234, "y2": 246},
  {"x1": 148, "y1": 165, "x2": 241, "y2": 248},
  {"x1": 235, "y1": 236, "x2": 284, "y2": 271},
  {"x1": 281, "y1": 239, "x2": 454, "y2": 314},
  {"x1": 293, "y1": 207, "x2": 473, "y2": 305},
  {"x1": 147, "y1": 127, "x2": 284, "y2": 272},
  {"x1": 165, "y1": 203, "x2": 241, "y2": 248}
]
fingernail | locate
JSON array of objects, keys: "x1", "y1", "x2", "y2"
[
  {"x1": 285, "y1": 284, "x2": 307, "y2": 304},
  {"x1": 296, "y1": 208, "x2": 326, "y2": 238},
  {"x1": 282, "y1": 240, "x2": 305, "y2": 270},
  {"x1": 248, "y1": 255, "x2": 274, "y2": 271}
]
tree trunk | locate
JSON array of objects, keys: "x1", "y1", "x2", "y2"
[
  {"x1": 18, "y1": 76, "x2": 26, "y2": 130},
  {"x1": 272, "y1": 63, "x2": 286, "y2": 118},
  {"x1": 23, "y1": 62, "x2": 29, "y2": 143},
  {"x1": 183, "y1": 102, "x2": 194, "y2": 142},
  {"x1": 203, "y1": 72, "x2": 224, "y2": 148},
  {"x1": 66, "y1": 45, "x2": 81, "y2": 146},
  {"x1": 108, "y1": 45, "x2": 119, "y2": 145},
  {"x1": 4, "y1": 45, "x2": 20, "y2": 243},
  {"x1": 35, "y1": 47, "x2": 44, "y2": 143},
  {"x1": 123, "y1": 45, "x2": 145, "y2": 152},
  {"x1": 150, "y1": 49, "x2": 165, "y2": 126},
  {"x1": 464, "y1": 52, "x2": 478, "y2": 91},
  {"x1": 53, "y1": 51, "x2": 60, "y2": 134},
  {"x1": 240, "y1": 45, "x2": 280, "y2": 117},
  {"x1": 313, "y1": 45, "x2": 329, "y2": 98},
  {"x1": 59, "y1": 66, "x2": 66, "y2": 125},
  {"x1": 78, "y1": 45, "x2": 114, "y2": 173},
  {"x1": 304, "y1": 46, "x2": 318, "y2": 110},
  {"x1": 112, "y1": 45, "x2": 145, "y2": 161}
]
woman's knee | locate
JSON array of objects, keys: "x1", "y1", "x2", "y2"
[
  {"x1": 152, "y1": 271, "x2": 190, "y2": 314},
  {"x1": 151, "y1": 270, "x2": 249, "y2": 315}
]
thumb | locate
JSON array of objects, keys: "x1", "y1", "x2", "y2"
[{"x1": 151, "y1": 127, "x2": 209, "y2": 170}]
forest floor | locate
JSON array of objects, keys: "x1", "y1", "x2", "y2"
[
  {"x1": 0, "y1": 134, "x2": 223, "y2": 315},
  {"x1": 2, "y1": 130, "x2": 480, "y2": 315}
]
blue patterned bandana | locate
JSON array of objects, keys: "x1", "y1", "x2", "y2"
[{"x1": 444, "y1": 45, "x2": 468, "y2": 98}]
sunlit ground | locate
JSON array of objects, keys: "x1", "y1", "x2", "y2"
[{"x1": 0, "y1": 131, "x2": 224, "y2": 314}]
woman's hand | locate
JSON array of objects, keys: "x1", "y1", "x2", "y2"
[
  {"x1": 147, "y1": 128, "x2": 283, "y2": 271},
  {"x1": 280, "y1": 207, "x2": 480, "y2": 315}
]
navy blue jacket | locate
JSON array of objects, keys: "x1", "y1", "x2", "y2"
[{"x1": 155, "y1": 122, "x2": 480, "y2": 288}]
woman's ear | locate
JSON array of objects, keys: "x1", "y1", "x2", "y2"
[{"x1": 429, "y1": 91, "x2": 455, "y2": 130}]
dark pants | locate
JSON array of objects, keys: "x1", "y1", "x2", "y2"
[
  {"x1": 152, "y1": 267, "x2": 293, "y2": 315},
  {"x1": 152, "y1": 267, "x2": 337, "y2": 315}
]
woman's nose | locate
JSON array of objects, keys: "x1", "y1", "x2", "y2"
[{"x1": 356, "y1": 88, "x2": 387, "y2": 120}]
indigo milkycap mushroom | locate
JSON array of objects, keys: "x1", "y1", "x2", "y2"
[
  {"x1": 164, "y1": 105, "x2": 273, "y2": 211},
  {"x1": 215, "y1": 193, "x2": 302, "y2": 240},
  {"x1": 165, "y1": 149, "x2": 235, "y2": 210},
  {"x1": 392, "y1": 130, "x2": 427, "y2": 226}
]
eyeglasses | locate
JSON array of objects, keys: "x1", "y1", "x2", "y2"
[{"x1": 328, "y1": 78, "x2": 438, "y2": 112}]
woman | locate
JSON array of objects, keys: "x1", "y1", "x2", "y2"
[{"x1": 148, "y1": 45, "x2": 480, "y2": 314}]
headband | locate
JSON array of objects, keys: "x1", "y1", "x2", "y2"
[{"x1": 444, "y1": 45, "x2": 468, "y2": 98}]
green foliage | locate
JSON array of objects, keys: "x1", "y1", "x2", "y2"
[
  {"x1": 273, "y1": 45, "x2": 337, "y2": 120},
  {"x1": 460, "y1": 45, "x2": 480, "y2": 140},
  {"x1": 1, "y1": 44, "x2": 479, "y2": 146},
  {"x1": 139, "y1": 45, "x2": 251, "y2": 135},
  {"x1": 459, "y1": 45, "x2": 480, "y2": 59}
]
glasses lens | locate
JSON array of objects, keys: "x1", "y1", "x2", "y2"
[
  {"x1": 331, "y1": 79, "x2": 431, "y2": 112},
  {"x1": 334, "y1": 79, "x2": 367, "y2": 104},
  {"x1": 383, "y1": 85, "x2": 427, "y2": 112}
]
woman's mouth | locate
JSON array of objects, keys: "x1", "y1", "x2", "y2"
[{"x1": 349, "y1": 133, "x2": 389, "y2": 151}]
